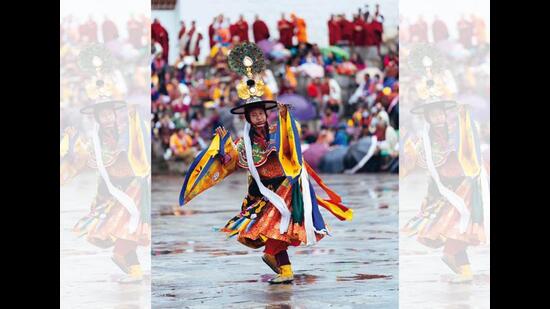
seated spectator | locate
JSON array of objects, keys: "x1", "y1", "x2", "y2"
[
  {"x1": 349, "y1": 73, "x2": 374, "y2": 106},
  {"x1": 156, "y1": 113, "x2": 175, "y2": 149},
  {"x1": 349, "y1": 52, "x2": 366, "y2": 71},
  {"x1": 321, "y1": 107, "x2": 339, "y2": 129},
  {"x1": 169, "y1": 128, "x2": 196, "y2": 164},
  {"x1": 333, "y1": 123, "x2": 350, "y2": 146}
]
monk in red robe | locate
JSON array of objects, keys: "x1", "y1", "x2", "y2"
[
  {"x1": 411, "y1": 16, "x2": 428, "y2": 43},
  {"x1": 457, "y1": 15, "x2": 474, "y2": 48},
  {"x1": 352, "y1": 14, "x2": 367, "y2": 47},
  {"x1": 253, "y1": 14, "x2": 270, "y2": 43},
  {"x1": 364, "y1": 19, "x2": 375, "y2": 46},
  {"x1": 151, "y1": 18, "x2": 169, "y2": 61},
  {"x1": 102, "y1": 17, "x2": 119, "y2": 43},
  {"x1": 371, "y1": 15, "x2": 384, "y2": 48},
  {"x1": 178, "y1": 21, "x2": 186, "y2": 41},
  {"x1": 328, "y1": 15, "x2": 341, "y2": 46},
  {"x1": 235, "y1": 15, "x2": 249, "y2": 42},
  {"x1": 277, "y1": 13, "x2": 294, "y2": 48},
  {"x1": 339, "y1": 14, "x2": 354, "y2": 46},
  {"x1": 432, "y1": 16, "x2": 449, "y2": 43},
  {"x1": 182, "y1": 21, "x2": 203, "y2": 60},
  {"x1": 208, "y1": 17, "x2": 216, "y2": 48},
  {"x1": 228, "y1": 18, "x2": 239, "y2": 41},
  {"x1": 80, "y1": 17, "x2": 98, "y2": 43}
]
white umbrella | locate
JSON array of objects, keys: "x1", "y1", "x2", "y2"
[{"x1": 298, "y1": 63, "x2": 324, "y2": 78}]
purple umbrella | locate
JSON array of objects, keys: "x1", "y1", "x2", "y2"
[
  {"x1": 257, "y1": 39, "x2": 276, "y2": 55},
  {"x1": 303, "y1": 143, "x2": 330, "y2": 172},
  {"x1": 277, "y1": 94, "x2": 316, "y2": 121}
]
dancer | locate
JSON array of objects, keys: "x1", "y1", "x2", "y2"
[
  {"x1": 402, "y1": 53, "x2": 488, "y2": 283},
  {"x1": 180, "y1": 42, "x2": 353, "y2": 284}
]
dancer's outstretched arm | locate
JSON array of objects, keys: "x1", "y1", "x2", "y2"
[{"x1": 179, "y1": 126, "x2": 239, "y2": 206}]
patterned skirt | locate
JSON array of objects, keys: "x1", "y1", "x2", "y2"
[
  {"x1": 403, "y1": 176, "x2": 486, "y2": 248},
  {"x1": 73, "y1": 177, "x2": 151, "y2": 248},
  {"x1": 221, "y1": 176, "x2": 325, "y2": 249}
]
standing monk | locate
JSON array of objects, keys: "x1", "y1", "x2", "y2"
[
  {"x1": 151, "y1": 18, "x2": 169, "y2": 61},
  {"x1": 352, "y1": 14, "x2": 367, "y2": 47},
  {"x1": 432, "y1": 15, "x2": 449, "y2": 43},
  {"x1": 178, "y1": 21, "x2": 186, "y2": 41},
  {"x1": 472, "y1": 14, "x2": 487, "y2": 46},
  {"x1": 236, "y1": 15, "x2": 250, "y2": 42},
  {"x1": 208, "y1": 17, "x2": 216, "y2": 48},
  {"x1": 182, "y1": 21, "x2": 203, "y2": 60},
  {"x1": 253, "y1": 14, "x2": 270, "y2": 43},
  {"x1": 81, "y1": 16, "x2": 98, "y2": 43},
  {"x1": 227, "y1": 18, "x2": 238, "y2": 41},
  {"x1": 457, "y1": 15, "x2": 474, "y2": 48},
  {"x1": 328, "y1": 14, "x2": 341, "y2": 46},
  {"x1": 339, "y1": 14, "x2": 354, "y2": 46},
  {"x1": 102, "y1": 16, "x2": 120, "y2": 43},
  {"x1": 291, "y1": 13, "x2": 308, "y2": 44},
  {"x1": 371, "y1": 14, "x2": 384, "y2": 56},
  {"x1": 277, "y1": 13, "x2": 294, "y2": 48}
]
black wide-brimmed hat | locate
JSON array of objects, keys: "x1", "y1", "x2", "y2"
[
  {"x1": 230, "y1": 97, "x2": 278, "y2": 114},
  {"x1": 410, "y1": 99, "x2": 457, "y2": 115},
  {"x1": 227, "y1": 42, "x2": 278, "y2": 115},
  {"x1": 80, "y1": 99, "x2": 126, "y2": 115}
]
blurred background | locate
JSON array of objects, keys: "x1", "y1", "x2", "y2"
[{"x1": 150, "y1": 0, "x2": 400, "y2": 175}]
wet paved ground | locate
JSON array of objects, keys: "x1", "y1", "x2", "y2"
[
  {"x1": 61, "y1": 171, "x2": 151, "y2": 309},
  {"x1": 399, "y1": 172, "x2": 490, "y2": 308},
  {"x1": 152, "y1": 172, "x2": 398, "y2": 308}
]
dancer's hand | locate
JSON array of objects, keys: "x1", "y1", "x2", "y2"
[
  {"x1": 278, "y1": 103, "x2": 288, "y2": 117},
  {"x1": 64, "y1": 126, "x2": 77, "y2": 139},
  {"x1": 215, "y1": 126, "x2": 227, "y2": 137}
]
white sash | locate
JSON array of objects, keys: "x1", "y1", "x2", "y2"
[
  {"x1": 91, "y1": 123, "x2": 139, "y2": 233},
  {"x1": 300, "y1": 166, "x2": 317, "y2": 245},
  {"x1": 422, "y1": 123, "x2": 470, "y2": 233},
  {"x1": 480, "y1": 166, "x2": 490, "y2": 243},
  {"x1": 345, "y1": 136, "x2": 378, "y2": 174},
  {"x1": 243, "y1": 123, "x2": 290, "y2": 234}
]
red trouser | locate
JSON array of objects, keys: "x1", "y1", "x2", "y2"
[
  {"x1": 263, "y1": 238, "x2": 289, "y2": 255},
  {"x1": 443, "y1": 239, "x2": 470, "y2": 266},
  {"x1": 264, "y1": 238, "x2": 292, "y2": 266}
]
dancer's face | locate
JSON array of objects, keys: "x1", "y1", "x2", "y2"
[
  {"x1": 97, "y1": 107, "x2": 117, "y2": 129},
  {"x1": 247, "y1": 107, "x2": 267, "y2": 129},
  {"x1": 425, "y1": 107, "x2": 446, "y2": 128}
]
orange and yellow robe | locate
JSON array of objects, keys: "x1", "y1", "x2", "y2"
[
  {"x1": 401, "y1": 105, "x2": 487, "y2": 247},
  {"x1": 180, "y1": 111, "x2": 352, "y2": 249}
]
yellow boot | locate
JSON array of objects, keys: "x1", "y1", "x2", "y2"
[
  {"x1": 119, "y1": 265, "x2": 143, "y2": 284},
  {"x1": 450, "y1": 264, "x2": 473, "y2": 284},
  {"x1": 268, "y1": 264, "x2": 294, "y2": 284}
]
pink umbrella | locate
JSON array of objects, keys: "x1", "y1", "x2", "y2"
[{"x1": 257, "y1": 39, "x2": 276, "y2": 55}]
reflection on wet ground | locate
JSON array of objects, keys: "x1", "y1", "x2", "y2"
[
  {"x1": 152, "y1": 172, "x2": 398, "y2": 308},
  {"x1": 400, "y1": 172, "x2": 490, "y2": 308},
  {"x1": 337, "y1": 274, "x2": 392, "y2": 281}
]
